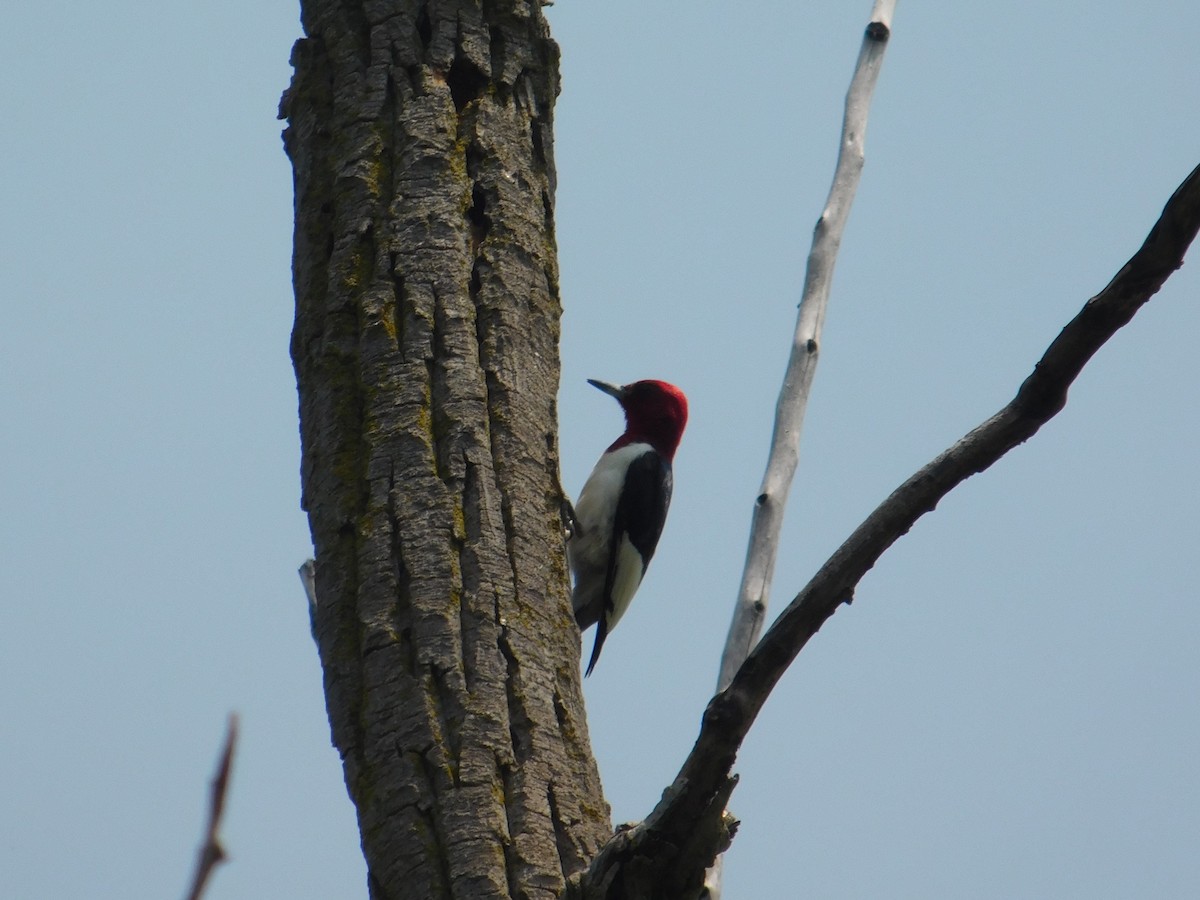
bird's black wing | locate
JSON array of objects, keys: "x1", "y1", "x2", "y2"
[
  {"x1": 616, "y1": 451, "x2": 673, "y2": 565},
  {"x1": 585, "y1": 452, "x2": 673, "y2": 676}
]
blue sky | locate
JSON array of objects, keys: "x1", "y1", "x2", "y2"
[{"x1": 2, "y1": 2, "x2": 1198, "y2": 897}]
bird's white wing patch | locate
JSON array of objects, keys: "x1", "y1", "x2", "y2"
[
  {"x1": 607, "y1": 534, "x2": 645, "y2": 630},
  {"x1": 570, "y1": 442, "x2": 654, "y2": 571}
]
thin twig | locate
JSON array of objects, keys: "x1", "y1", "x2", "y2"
[
  {"x1": 183, "y1": 714, "x2": 239, "y2": 900},
  {"x1": 718, "y1": 0, "x2": 898, "y2": 693}
]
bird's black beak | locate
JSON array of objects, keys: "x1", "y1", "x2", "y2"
[{"x1": 587, "y1": 379, "x2": 624, "y2": 401}]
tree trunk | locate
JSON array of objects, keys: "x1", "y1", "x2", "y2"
[{"x1": 281, "y1": 2, "x2": 610, "y2": 897}]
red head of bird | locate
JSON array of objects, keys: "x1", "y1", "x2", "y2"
[{"x1": 587, "y1": 378, "x2": 688, "y2": 461}]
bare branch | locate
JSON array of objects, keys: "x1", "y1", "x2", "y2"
[
  {"x1": 719, "y1": 0, "x2": 897, "y2": 692},
  {"x1": 707, "y1": 7, "x2": 899, "y2": 894},
  {"x1": 672, "y1": 159, "x2": 1200, "y2": 845},
  {"x1": 582, "y1": 160, "x2": 1200, "y2": 897},
  {"x1": 183, "y1": 714, "x2": 239, "y2": 900}
]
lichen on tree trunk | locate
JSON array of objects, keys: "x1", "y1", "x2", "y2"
[{"x1": 281, "y1": 2, "x2": 610, "y2": 897}]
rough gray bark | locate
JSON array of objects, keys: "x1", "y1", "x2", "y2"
[{"x1": 280, "y1": 2, "x2": 610, "y2": 898}]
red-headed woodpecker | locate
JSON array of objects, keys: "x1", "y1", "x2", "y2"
[{"x1": 568, "y1": 378, "x2": 688, "y2": 675}]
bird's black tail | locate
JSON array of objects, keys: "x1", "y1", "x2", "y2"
[{"x1": 584, "y1": 617, "x2": 608, "y2": 676}]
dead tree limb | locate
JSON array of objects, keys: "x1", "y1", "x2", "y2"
[
  {"x1": 719, "y1": 0, "x2": 898, "y2": 694},
  {"x1": 580, "y1": 159, "x2": 1200, "y2": 900},
  {"x1": 183, "y1": 714, "x2": 239, "y2": 900}
]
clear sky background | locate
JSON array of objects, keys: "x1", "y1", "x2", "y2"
[{"x1": 3, "y1": 2, "x2": 1197, "y2": 898}]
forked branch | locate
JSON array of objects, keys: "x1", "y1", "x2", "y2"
[{"x1": 579, "y1": 161, "x2": 1200, "y2": 897}]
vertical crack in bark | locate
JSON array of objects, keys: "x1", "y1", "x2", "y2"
[
  {"x1": 415, "y1": 2, "x2": 431, "y2": 51},
  {"x1": 376, "y1": 64, "x2": 402, "y2": 361},
  {"x1": 460, "y1": 453, "x2": 485, "y2": 695},
  {"x1": 495, "y1": 447, "x2": 523, "y2": 607},
  {"x1": 467, "y1": 182, "x2": 492, "y2": 251},
  {"x1": 428, "y1": 663, "x2": 463, "y2": 783},
  {"x1": 546, "y1": 783, "x2": 574, "y2": 882},
  {"x1": 428, "y1": 287, "x2": 455, "y2": 488},
  {"x1": 413, "y1": 748, "x2": 454, "y2": 900},
  {"x1": 496, "y1": 748, "x2": 523, "y2": 900},
  {"x1": 386, "y1": 461, "x2": 418, "y2": 678},
  {"x1": 447, "y1": 57, "x2": 487, "y2": 113},
  {"x1": 470, "y1": 225, "x2": 522, "y2": 610},
  {"x1": 497, "y1": 611, "x2": 533, "y2": 766},
  {"x1": 388, "y1": 255, "x2": 407, "y2": 359},
  {"x1": 529, "y1": 111, "x2": 546, "y2": 170}
]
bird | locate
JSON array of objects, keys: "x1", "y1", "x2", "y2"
[{"x1": 567, "y1": 378, "x2": 688, "y2": 675}]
